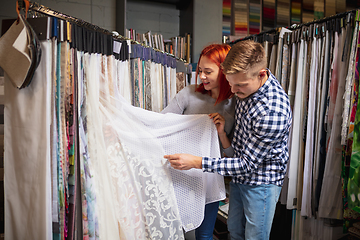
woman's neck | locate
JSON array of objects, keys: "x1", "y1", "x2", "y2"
[{"x1": 210, "y1": 88, "x2": 219, "y2": 100}]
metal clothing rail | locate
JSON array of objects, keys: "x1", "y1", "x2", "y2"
[
  {"x1": 230, "y1": 8, "x2": 359, "y2": 45},
  {"x1": 17, "y1": 0, "x2": 186, "y2": 62},
  {"x1": 18, "y1": 0, "x2": 112, "y2": 36}
]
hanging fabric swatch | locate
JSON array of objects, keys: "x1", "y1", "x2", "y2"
[
  {"x1": 348, "y1": 20, "x2": 360, "y2": 214},
  {"x1": 4, "y1": 38, "x2": 52, "y2": 240}
]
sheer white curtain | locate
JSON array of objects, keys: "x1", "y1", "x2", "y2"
[{"x1": 82, "y1": 50, "x2": 223, "y2": 238}]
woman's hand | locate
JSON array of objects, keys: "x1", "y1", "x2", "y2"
[
  {"x1": 209, "y1": 112, "x2": 231, "y2": 149},
  {"x1": 209, "y1": 113, "x2": 226, "y2": 136}
]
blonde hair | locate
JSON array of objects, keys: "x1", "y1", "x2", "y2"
[{"x1": 221, "y1": 40, "x2": 267, "y2": 77}]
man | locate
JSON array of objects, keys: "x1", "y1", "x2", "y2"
[{"x1": 164, "y1": 40, "x2": 292, "y2": 240}]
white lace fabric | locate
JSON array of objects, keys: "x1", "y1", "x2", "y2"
[{"x1": 84, "y1": 53, "x2": 224, "y2": 238}]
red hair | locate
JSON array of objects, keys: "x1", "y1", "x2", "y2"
[{"x1": 195, "y1": 44, "x2": 233, "y2": 105}]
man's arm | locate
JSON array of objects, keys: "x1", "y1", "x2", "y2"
[{"x1": 164, "y1": 154, "x2": 202, "y2": 170}]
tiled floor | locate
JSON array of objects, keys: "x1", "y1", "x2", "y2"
[{"x1": 185, "y1": 230, "x2": 196, "y2": 240}]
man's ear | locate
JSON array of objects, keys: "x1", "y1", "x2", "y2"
[{"x1": 259, "y1": 69, "x2": 267, "y2": 79}]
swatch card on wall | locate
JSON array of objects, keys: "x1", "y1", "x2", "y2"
[
  {"x1": 263, "y1": 0, "x2": 276, "y2": 31},
  {"x1": 223, "y1": 0, "x2": 232, "y2": 35},
  {"x1": 234, "y1": 0, "x2": 248, "y2": 37},
  {"x1": 291, "y1": 0, "x2": 301, "y2": 24},
  {"x1": 277, "y1": 0, "x2": 290, "y2": 27},
  {"x1": 249, "y1": 0, "x2": 261, "y2": 35}
]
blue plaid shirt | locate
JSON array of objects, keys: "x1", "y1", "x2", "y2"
[{"x1": 202, "y1": 70, "x2": 292, "y2": 186}]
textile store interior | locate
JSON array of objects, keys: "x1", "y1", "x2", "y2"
[{"x1": 2, "y1": 0, "x2": 360, "y2": 239}]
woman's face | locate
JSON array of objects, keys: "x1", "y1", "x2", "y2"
[{"x1": 198, "y1": 56, "x2": 220, "y2": 92}]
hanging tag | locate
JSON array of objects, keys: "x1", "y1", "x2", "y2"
[
  {"x1": 59, "y1": 20, "x2": 64, "y2": 42},
  {"x1": 67, "y1": 22, "x2": 71, "y2": 42},
  {"x1": 127, "y1": 40, "x2": 131, "y2": 54},
  {"x1": 113, "y1": 40, "x2": 122, "y2": 54},
  {"x1": 347, "y1": 13, "x2": 351, "y2": 23}
]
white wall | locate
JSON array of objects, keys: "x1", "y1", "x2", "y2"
[
  {"x1": 126, "y1": 1, "x2": 180, "y2": 40},
  {"x1": 193, "y1": 0, "x2": 223, "y2": 62}
]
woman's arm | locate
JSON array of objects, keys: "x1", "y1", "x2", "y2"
[{"x1": 161, "y1": 86, "x2": 190, "y2": 114}]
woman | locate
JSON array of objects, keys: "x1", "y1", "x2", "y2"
[{"x1": 162, "y1": 43, "x2": 236, "y2": 240}]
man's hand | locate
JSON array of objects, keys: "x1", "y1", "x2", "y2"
[{"x1": 164, "y1": 154, "x2": 202, "y2": 170}]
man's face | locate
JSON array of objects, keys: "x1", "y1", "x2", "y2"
[{"x1": 226, "y1": 70, "x2": 266, "y2": 99}]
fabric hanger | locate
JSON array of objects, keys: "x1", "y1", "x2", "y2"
[
  {"x1": 16, "y1": 0, "x2": 30, "y2": 25},
  {"x1": 21, "y1": 14, "x2": 41, "y2": 88},
  {"x1": 0, "y1": 0, "x2": 41, "y2": 89},
  {"x1": 18, "y1": 0, "x2": 42, "y2": 88}
]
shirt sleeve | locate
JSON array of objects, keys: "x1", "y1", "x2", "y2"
[
  {"x1": 223, "y1": 146, "x2": 234, "y2": 157},
  {"x1": 161, "y1": 86, "x2": 190, "y2": 114},
  {"x1": 202, "y1": 111, "x2": 290, "y2": 176},
  {"x1": 222, "y1": 120, "x2": 235, "y2": 157}
]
